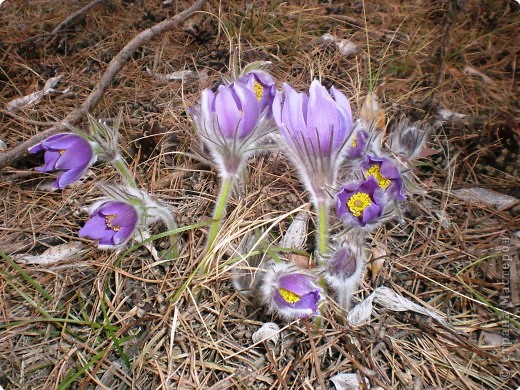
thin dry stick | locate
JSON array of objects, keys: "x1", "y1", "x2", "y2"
[
  {"x1": 0, "y1": 108, "x2": 58, "y2": 127},
  {"x1": 51, "y1": 0, "x2": 107, "y2": 35},
  {"x1": 0, "y1": 0, "x2": 206, "y2": 170}
]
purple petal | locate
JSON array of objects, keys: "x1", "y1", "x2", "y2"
[
  {"x1": 98, "y1": 234, "x2": 117, "y2": 246},
  {"x1": 55, "y1": 138, "x2": 93, "y2": 170},
  {"x1": 42, "y1": 133, "x2": 85, "y2": 150},
  {"x1": 201, "y1": 89, "x2": 216, "y2": 116},
  {"x1": 79, "y1": 215, "x2": 112, "y2": 240},
  {"x1": 281, "y1": 83, "x2": 307, "y2": 142},
  {"x1": 54, "y1": 167, "x2": 87, "y2": 189},
  {"x1": 361, "y1": 201, "x2": 382, "y2": 225},
  {"x1": 330, "y1": 86, "x2": 352, "y2": 125},
  {"x1": 272, "y1": 91, "x2": 283, "y2": 128},
  {"x1": 306, "y1": 80, "x2": 339, "y2": 152},
  {"x1": 108, "y1": 206, "x2": 138, "y2": 228},
  {"x1": 99, "y1": 201, "x2": 136, "y2": 219},
  {"x1": 112, "y1": 225, "x2": 135, "y2": 245},
  {"x1": 292, "y1": 290, "x2": 320, "y2": 312},
  {"x1": 36, "y1": 150, "x2": 61, "y2": 172},
  {"x1": 28, "y1": 143, "x2": 45, "y2": 154},
  {"x1": 378, "y1": 158, "x2": 400, "y2": 180},
  {"x1": 279, "y1": 274, "x2": 317, "y2": 296},
  {"x1": 215, "y1": 85, "x2": 242, "y2": 138},
  {"x1": 233, "y1": 83, "x2": 260, "y2": 138},
  {"x1": 360, "y1": 176, "x2": 380, "y2": 194}
]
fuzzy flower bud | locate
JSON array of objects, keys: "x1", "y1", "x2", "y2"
[
  {"x1": 261, "y1": 263, "x2": 321, "y2": 321},
  {"x1": 389, "y1": 118, "x2": 431, "y2": 161},
  {"x1": 324, "y1": 237, "x2": 366, "y2": 310},
  {"x1": 29, "y1": 133, "x2": 96, "y2": 189}
]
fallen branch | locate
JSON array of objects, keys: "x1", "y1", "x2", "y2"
[{"x1": 0, "y1": 0, "x2": 206, "y2": 170}]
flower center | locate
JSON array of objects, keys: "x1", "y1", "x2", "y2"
[
  {"x1": 59, "y1": 149, "x2": 66, "y2": 155},
  {"x1": 253, "y1": 81, "x2": 264, "y2": 101},
  {"x1": 366, "y1": 165, "x2": 390, "y2": 189},
  {"x1": 347, "y1": 192, "x2": 372, "y2": 217},
  {"x1": 279, "y1": 288, "x2": 301, "y2": 304},
  {"x1": 105, "y1": 214, "x2": 121, "y2": 232}
]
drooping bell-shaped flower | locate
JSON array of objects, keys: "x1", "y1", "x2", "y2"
[
  {"x1": 261, "y1": 262, "x2": 321, "y2": 321},
  {"x1": 29, "y1": 132, "x2": 96, "y2": 189},
  {"x1": 362, "y1": 155, "x2": 406, "y2": 201},
  {"x1": 272, "y1": 80, "x2": 354, "y2": 204},
  {"x1": 79, "y1": 200, "x2": 138, "y2": 247},
  {"x1": 335, "y1": 176, "x2": 385, "y2": 228},
  {"x1": 189, "y1": 82, "x2": 272, "y2": 179},
  {"x1": 236, "y1": 70, "x2": 276, "y2": 114}
]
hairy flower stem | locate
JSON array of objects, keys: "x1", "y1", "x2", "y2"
[
  {"x1": 202, "y1": 176, "x2": 234, "y2": 272},
  {"x1": 316, "y1": 201, "x2": 329, "y2": 260},
  {"x1": 112, "y1": 155, "x2": 138, "y2": 189}
]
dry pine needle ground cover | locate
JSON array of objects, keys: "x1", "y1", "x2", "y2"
[{"x1": 0, "y1": 0, "x2": 519, "y2": 389}]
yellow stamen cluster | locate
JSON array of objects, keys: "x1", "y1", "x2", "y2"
[
  {"x1": 366, "y1": 165, "x2": 391, "y2": 189},
  {"x1": 279, "y1": 288, "x2": 301, "y2": 304},
  {"x1": 105, "y1": 214, "x2": 121, "y2": 232},
  {"x1": 253, "y1": 81, "x2": 264, "y2": 101},
  {"x1": 347, "y1": 192, "x2": 372, "y2": 217},
  {"x1": 59, "y1": 149, "x2": 66, "y2": 155}
]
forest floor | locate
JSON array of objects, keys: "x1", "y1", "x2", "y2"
[{"x1": 0, "y1": 0, "x2": 519, "y2": 389}]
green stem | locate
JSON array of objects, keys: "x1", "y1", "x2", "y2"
[
  {"x1": 112, "y1": 155, "x2": 138, "y2": 189},
  {"x1": 205, "y1": 176, "x2": 234, "y2": 255},
  {"x1": 316, "y1": 201, "x2": 328, "y2": 260}
]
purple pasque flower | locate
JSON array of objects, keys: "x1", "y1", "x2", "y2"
[
  {"x1": 79, "y1": 201, "x2": 138, "y2": 247},
  {"x1": 29, "y1": 133, "x2": 95, "y2": 189},
  {"x1": 261, "y1": 262, "x2": 321, "y2": 321},
  {"x1": 272, "y1": 80, "x2": 354, "y2": 204},
  {"x1": 189, "y1": 82, "x2": 270, "y2": 178},
  {"x1": 335, "y1": 176, "x2": 385, "y2": 228},
  {"x1": 362, "y1": 155, "x2": 406, "y2": 201},
  {"x1": 237, "y1": 70, "x2": 276, "y2": 114}
]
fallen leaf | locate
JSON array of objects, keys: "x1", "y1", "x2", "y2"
[
  {"x1": 280, "y1": 210, "x2": 309, "y2": 251},
  {"x1": 6, "y1": 76, "x2": 66, "y2": 112},
  {"x1": 359, "y1": 92, "x2": 385, "y2": 130},
  {"x1": 14, "y1": 241, "x2": 85, "y2": 265},
  {"x1": 346, "y1": 292, "x2": 375, "y2": 326},
  {"x1": 452, "y1": 187, "x2": 518, "y2": 209},
  {"x1": 347, "y1": 287, "x2": 459, "y2": 333},
  {"x1": 252, "y1": 322, "x2": 280, "y2": 345},
  {"x1": 330, "y1": 372, "x2": 370, "y2": 390}
]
